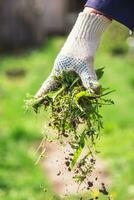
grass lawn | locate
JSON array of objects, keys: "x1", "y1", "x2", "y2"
[{"x1": 0, "y1": 21, "x2": 134, "y2": 200}]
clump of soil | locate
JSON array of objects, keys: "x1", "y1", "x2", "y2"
[{"x1": 26, "y1": 68, "x2": 114, "y2": 199}]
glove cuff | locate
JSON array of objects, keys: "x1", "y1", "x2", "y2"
[{"x1": 68, "y1": 12, "x2": 111, "y2": 41}]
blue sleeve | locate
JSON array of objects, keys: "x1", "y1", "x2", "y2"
[{"x1": 85, "y1": 0, "x2": 134, "y2": 30}]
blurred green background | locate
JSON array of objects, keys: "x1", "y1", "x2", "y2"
[{"x1": 0, "y1": 2, "x2": 134, "y2": 199}]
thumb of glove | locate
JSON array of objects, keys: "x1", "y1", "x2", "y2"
[{"x1": 35, "y1": 73, "x2": 56, "y2": 98}]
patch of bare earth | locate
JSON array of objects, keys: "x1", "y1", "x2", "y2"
[{"x1": 41, "y1": 141, "x2": 112, "y2": 197}]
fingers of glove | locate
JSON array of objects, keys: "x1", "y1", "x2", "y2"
[
  {"x1": 35, "y1": 74, "x2": 57, "y2": 98},
  {"x1": 78, "y1": 67, "x2": 101, "y2": 93}
]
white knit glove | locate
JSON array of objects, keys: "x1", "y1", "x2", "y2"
[{"x1": 36, "y1": 12, "x2": 111, "y2": 98}]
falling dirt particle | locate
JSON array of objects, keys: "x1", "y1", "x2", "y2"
[
  {"x1": 65, "y1": 161, "x2": 70, "y2": 167},
  {"x1": 69, "y1": 153, "x2": 74, "y2": 156},
  {"x1": 68, "y1": 167, "x2": 71, "y2": 172},
  {"x1": 63, "y1": 133, "x2": 69, "y2": 138},
  {"x1": 95, "y1": 177, "x2": 98, "y2": 181},
  {"x1": 99, "y1": 183, "x2": 109, "y2": 195},
  {"x1": 90, "y1": 158, "x2": 96, "y2": 164},
  {"x1": 57, "y1": 171, "x2": 61, "y2": 176},
  {"x1": 48, "y1": 123, "x2": 51, "y2": 126},
  {"x1": 87, "y1": 181, "x2": 93, "y2": 188}
]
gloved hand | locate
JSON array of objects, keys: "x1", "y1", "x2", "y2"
[{"x1": 36, "y1": 12, "x2": 111, "y2": 98}]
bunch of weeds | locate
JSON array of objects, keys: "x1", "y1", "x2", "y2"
[{"x1": 26, "y1": 68, "x2": 114, "y2": 198}]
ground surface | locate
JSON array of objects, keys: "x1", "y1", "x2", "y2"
[
  {"x1": 0, "y1": 22, "x2": 134, "y2": 200},
  {"x1": 43, "y1": 142, "x2": 112, "y2": 196}
]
